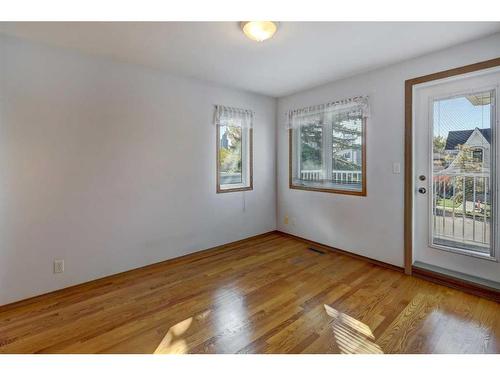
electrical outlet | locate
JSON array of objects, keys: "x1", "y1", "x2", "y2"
[
  {"x1": 54, "y1": 259, "x2": 64, "y2": 274},
  {"x1": 284, "y1": 215, "x2": 289, "y2": 225}
]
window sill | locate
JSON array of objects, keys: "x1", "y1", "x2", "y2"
[
  {"x1": 217, "y1": 184, "x2": 253, "y2": 194},
  {"x1": 290, "y1": 179, "x2": 365, "y2": 196}
]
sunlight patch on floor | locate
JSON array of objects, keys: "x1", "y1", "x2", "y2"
[
  {"x1": 324, "y1": 304, "x2": 384, "y2": 354},
  {"x1": 154, "y1": 317, "x2": 193, "y2": 354},
  {"x1": 153, "y1": 309, "x2": 214, "y2": 354}
]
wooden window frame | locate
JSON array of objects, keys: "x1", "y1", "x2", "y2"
[
  {"x1": 216, "y1": 125, "x2": 253, "y2": 194},
  {"x1": 288, "y1": 118, "x2": 367, "y2": 196}
]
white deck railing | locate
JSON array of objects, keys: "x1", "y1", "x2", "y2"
[
  {"x1": 433, "y1": 172, "x2": 491, "y2": 252},
  {"x1": 300, "y1": 170, "x2": 322, "y2": 180},
  {"x1": 300, "y1": 170, "x2": 362, "y2": 183}
]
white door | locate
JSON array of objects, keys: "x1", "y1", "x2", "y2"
[{"x1": 413, "y1": 67, "x2": 500, "y2": 284}]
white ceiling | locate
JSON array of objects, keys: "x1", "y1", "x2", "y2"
[{"x1": 1, "y1": 22, "x2": 499, "y2": 97}]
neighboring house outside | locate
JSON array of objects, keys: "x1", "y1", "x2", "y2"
[
  {"x1": 435, "y1": 127, "x2": 491, "y2": 206},
  {"x1": 440, "y1": 127, "x2": 491, "y2": 176},
  {"x1": 333, "y1": 148, "x2": 361, "y2": 168}
]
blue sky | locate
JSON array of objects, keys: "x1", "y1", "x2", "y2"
[{"x1": 433, "y1": 95, "x2": 491, "y2": 139}]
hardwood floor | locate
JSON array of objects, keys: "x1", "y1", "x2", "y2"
[{"x1": 1, "y1": 232, "x2": 499, "y2": 354}]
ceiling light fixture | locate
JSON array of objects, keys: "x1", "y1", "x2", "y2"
[{"x1": 241, "y1": 21, "x2": 278, "y2": 42}]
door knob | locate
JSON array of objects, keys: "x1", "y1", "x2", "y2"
[{"x1": 418, "y1": 187, "x2": 427, "y2": 194}]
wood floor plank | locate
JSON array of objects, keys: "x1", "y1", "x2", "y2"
[{"x1": 1, "y1": 232, "x2": 499, "y2": 354}]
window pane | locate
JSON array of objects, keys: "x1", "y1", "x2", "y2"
[
  {"x1": 219, "y1": 125, "x2": 243, "y2": 185},
  {"x1": 331, "y1": 112, "x2": 363, "y2": 191},
  {"x1": 300, "y1": 124, "x2": 323, "y2": 179},
  {"x1": 431, "y1": 91, "x2": 493, "y2": 256}
]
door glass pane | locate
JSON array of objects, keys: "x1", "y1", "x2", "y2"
[
  {"x1": 431, "y1": 90, "x2": 494, "y2": 256},
  {"x1": 219, "y1": 125, "x2": 243, "y2": 185}
]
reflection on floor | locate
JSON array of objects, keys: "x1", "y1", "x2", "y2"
[{"x1": 0, "y1": 232, "x2": 499, "y2": 353}]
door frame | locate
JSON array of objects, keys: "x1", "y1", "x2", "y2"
[{"x1": 404, "y1": 57, "x2": 500, "y2": 275}]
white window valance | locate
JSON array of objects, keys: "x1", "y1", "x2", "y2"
[
  {"x1": 214, "y1": 105, "x2": 254, "y2": 129},
  {"x1": 287, "y1": 95, "x2": 370, "y2": 129}
]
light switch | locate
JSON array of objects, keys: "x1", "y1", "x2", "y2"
[{"x1": 392, "y1": 162, "x2": 401, "y2": 174}]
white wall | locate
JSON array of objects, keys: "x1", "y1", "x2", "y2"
[
  {"x1": 2, "y1": 31, "x2": 500, "y2": 306},
  {"x1": 0, "y1": 35, "x2": 277, "y2": 305},
  {"x1": 277, "y1": 33, "x2": 500, "y2": 267}
]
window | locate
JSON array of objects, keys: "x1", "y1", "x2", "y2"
[
  {"x1": 215, "y1": 105, "x2": 253, "y2": 193},
  {"x1": 472, "y1": 148, "x2": 484, "y2": 163},
  {"x1": 289, "y1": 96, "x2": 368, "y2": 195}
]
